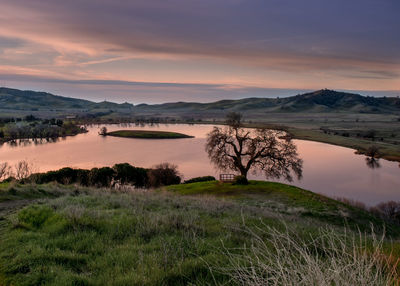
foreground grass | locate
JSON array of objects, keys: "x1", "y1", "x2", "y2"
[
  {"x1": 106, "y1": 130, "x2": 194, "y2": 139},
  {"x1": 0, "y1": 182, "x2": 399, "y2": 285},
  {"x1": 0, "y1": 182, "x2": 74, "y2": 203},
  {"x1": 0, "y1": 186, "x2": 277, "y2": 285},
  {"x1": 165, "y1": 181, "x2": 400, "y2": 236}
]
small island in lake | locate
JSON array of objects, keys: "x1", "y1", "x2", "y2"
[{"x1": 104, "y1": 129, "x2": 194, "y2": 139}]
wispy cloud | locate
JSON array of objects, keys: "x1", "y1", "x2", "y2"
[{"x1": 0, "y1": 0, "x2": 399, "y2": 101}]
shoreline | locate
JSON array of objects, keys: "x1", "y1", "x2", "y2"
[
  {"x1": 87, "y1": 119, "x2": 400, "y2": 163},
  {"x1": 177, "y1": 120, "x2": 400, "y2": 163},
  {"x1": 0, "y1": 129, "x2": 88, "y2": 145},
  {"x1": 196, "y1": 120, "x2": 400, "y2": 163}
]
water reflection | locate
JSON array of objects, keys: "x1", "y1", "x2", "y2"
[
  {"x1": 0, "y1": 123, "x2": 398, "y2": 205},
  {"x1": 4, "y1": 137, "x2": 62, "y2": 148},
  {"x1": 365, "y1": 157, "x2": 381, "y2": 169}
]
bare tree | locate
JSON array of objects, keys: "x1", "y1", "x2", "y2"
[
  {"x1": 374, "y1": 201, "x2": 400, "y2": 223},
  {"x1": 365, "y1": 145, "x2": 381, "y2": 169},
  {"x1": 14, "y1": 160, "x2": 34, "y2": 180},
  {"x1": 99, "y1": 126, "x2": 108, "y2": 136},
  {"x1": 365, "y1": 145, "x2": 380, "y2": 157},
  {"x1": 147, "y1": 162, "x2": 181, "y2": 187},
  {"x1": 0, "y1": 162, "x2": 12, "y2": 181},
  {"x1": 205, "y1": 112, "x2": 303, "y2": 181}
]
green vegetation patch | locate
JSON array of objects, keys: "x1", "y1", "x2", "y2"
[
  {"x1": 0, "y1": 190, "x2": 280, "y2": 285},
  {"x1": 0, "y1": 182, "x2": 73, "y2": 203},
  {"x1": 165, "y1": 181, "x2": 398, "y2": 235},
  {"x1": 106, "y1": 130, "x2": 194, "y2": 139},
  {"x1": 0, "y1": 183, "x2": 399, "y2": 285}
]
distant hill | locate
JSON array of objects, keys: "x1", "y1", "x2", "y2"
[
  {"x1": 134, "y1": 89, "x2": 400, "y2": 114},
  {"x1": 0, "y1": 87, "x2": 133, "y2": 111},
  {"x1": 1, "y1": 88, "x2": 399, "y2": 117}
]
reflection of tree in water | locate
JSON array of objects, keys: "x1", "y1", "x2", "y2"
[
  {"x1": 365, "y1": 157, "x2": 381, "y2": 169},
  {"x1": 365, "y1": 145, "x2": 381, "y2": 169},
  {"x1": 7, "y1": 137, "x2": 61, "y2": 148}
]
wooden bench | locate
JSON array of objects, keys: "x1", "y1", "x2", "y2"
[{"x1": 219, "y1": 174, "x2": 235, "y2": 183}]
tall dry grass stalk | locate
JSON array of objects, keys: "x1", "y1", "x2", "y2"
[{"x1": 216, "y1": 223, "x2": 399, "y2": 286}]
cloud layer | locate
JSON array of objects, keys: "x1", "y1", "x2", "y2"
[{"x1": 0, "y1": 0, "x2": 399, "y2": 102}]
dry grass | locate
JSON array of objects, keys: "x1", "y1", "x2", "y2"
[
  {"x1": 1, "y1": 184, "x2": 400, "y2": 285},
  {"x1": 215, "y1": 222, "x2": 399, "y2": 286}
]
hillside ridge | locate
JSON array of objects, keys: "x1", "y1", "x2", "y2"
[
  {"x1": 135, "y1": 89, "x2": 400, "y2": 114},
  {"x1": 0, "y1": 87, "x2": 133, "y2": 110},
  {"x1": 1, "y1": 87, "x2": 399, "y2": 114}
]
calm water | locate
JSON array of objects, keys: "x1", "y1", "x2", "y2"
[{"x1": 0, "y1": 123, "x2": 399, "y2": 205}]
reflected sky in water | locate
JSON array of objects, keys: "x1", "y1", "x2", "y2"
[{"x1": 0, "y1": 124, "x2": 398, "y2": 205}]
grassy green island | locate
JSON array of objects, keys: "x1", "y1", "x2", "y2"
[
  {"x1": 0, "y1": 180, "x2": 399, "y2": 285},
  {"x1": 105, "y1": 130, "x2": 194, "y2": 139}
]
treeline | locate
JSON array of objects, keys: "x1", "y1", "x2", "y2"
[
  {"x1": 28, "y1": 163, "x2": 181, "y2": 188},
  {"x1": 75, "y1": 116, "x2": 206, "y2": 126},
  {"x1": 319, "y1": 127, "x2": 398, "y2": 143},
  {"x1": 0, "y1": 116, "x2": 87, "y2": 142},
  {"x1": 0, "y1": 160, "x2": 215, "y2": 188}
]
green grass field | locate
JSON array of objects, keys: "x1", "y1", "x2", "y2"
[
  {"x1": 0, "y1": 181, "x2": 399, "y2": 285},
  {"x1": 106, "y1": 130, "x2": 194, "y2": 139}
]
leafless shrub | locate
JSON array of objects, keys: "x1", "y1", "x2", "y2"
[
  {"x1": 98, "y1": 126, "x2": 108, "y2": 136},
  {"x1": 214, "y1": 224, "x2": 398, "y2": 285},
  {"x1": 336, "y1": 197, "x2": 368, "y2": 211},
  {"x1": 335, "y1": 197, "x2": 400, "y2": 225},
  {"x1": 147, "y1": 162, "x2": 181, "y2": 187},
  {"x1": 0, "y1": 162, "x2": 13, "y2": 181},
  {"x1": 14, "y1": 160, "x2": 34, "y2": 180},
  {"x1": 366, "y1": 145, "x2": 380, "y2": 157},
  {"x1": 371, "y1": 201, "x2": 400, "y2": 224}
]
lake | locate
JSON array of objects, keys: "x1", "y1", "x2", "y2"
[{"x1": 0, "y1": 123, "x2": 399, "y2": 205}]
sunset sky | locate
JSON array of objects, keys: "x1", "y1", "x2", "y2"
[{"x1": 1, "y1": 0, "x2": 399, "y2": 103}]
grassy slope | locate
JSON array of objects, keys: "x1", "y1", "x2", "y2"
[
  {"x1": 106, "y1": 130, "x2": 194, "y2": 139},
  {"x1": 0, "y1": 181, "x2": 399, "y2": 285},
  {"x1": 165, "y1": 181, "x2": 399, "y2": 235},
  {"x1": 285, "y1": 126, "x2": 400, "y2": 161}
]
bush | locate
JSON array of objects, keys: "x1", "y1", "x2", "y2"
[
  {"x1": 88, "y1": 167, "x2": 115, "y2": 187},
  {"x1": 147, "y1": 163, "x2": 181, "y2": 187},
  {"x1": 371, "y1": 201, "x2": 400, "y2": 224},
  {"x1": 76, "y1": 169, "x2": 90, "y2": 186},
  {"x1": 233, "y1": 175, "x2": 248, "y2": 185},
  {"x1": 365, "y1": 145, "x2": 380, "y2": 157},
  {"x1": 28, "y1": 163, "x2": 148, "y2": 188},
  {"x1": 29, "y1": 168, "x2": 89, "y2": 185},
  {"x1": 112, "y1": 163, "x2": 148, "y2": 187},
  {"x1": 363, "y1": 130, "x2": 376, "y2": 140},
  {"x1": 18, "y1": 205, "x2": 56, "y2": 228},
  {"x1": 184, "y1": 176, "x2": 216, "y2": 184}
]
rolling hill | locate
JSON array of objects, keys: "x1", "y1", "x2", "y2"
[
  {"x1": 1, "y1": 87, "x2": 399, "y2": 116},
  {"x1": 0, "y1": 87, "x2": 133, "y2": 111},
  {"x1": 134, "y1": 89, "x2": 400, "y2": 114}
]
